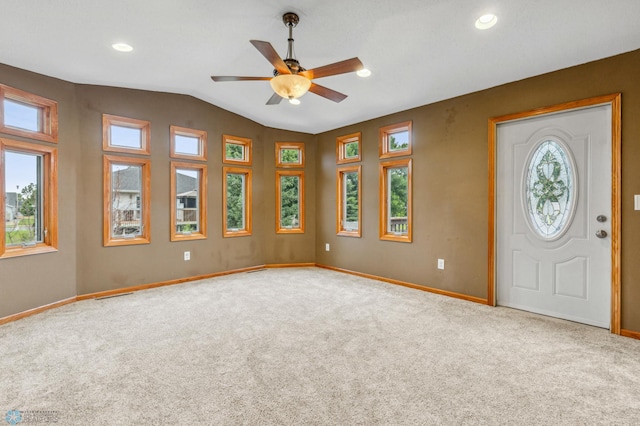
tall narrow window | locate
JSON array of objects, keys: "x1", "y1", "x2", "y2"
[
  {"x1": 170, "y1": 126, "x2": 207, "y2": 161},
  {"x1": 1, "y1": 138, "x2": 58, "y2": 258},
  {"x1": 171, "y1": 162, "x2": 207, "y2": 241},
  {"x1": 379, "y1": 121, "x2": 412, "y2": 159},
  {"x1": 0, "y1": 84, "x2": 58, "y2": 143},
  {"x1": 103, "y1": 155, "x2": 151, "y2": 246},
  {"x1": 223, "y1": 135, "x2": 252, "y2": 166},
  {"x1": 276, "y1": 170, "x2": 304, "y2": 234},
  {"x1": 336, "y1": 165, "x2": 362, "y2": 237},
  {"x1": 102, "y1": 114, "x2": 151, "y2": 155},
  {"x1": 379, "y1": 158, "x2": 412, "y2": 242},
  {"x1": 223, "y1": 167, "x2": 252, "y2": 237}
]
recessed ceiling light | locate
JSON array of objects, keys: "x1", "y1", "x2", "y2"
[
  {"x1": 357, "y1": 68, "x2": 372, "y2": 78},
  {"x1": 289, "y1": 98, "x2": 301, "y2": 105},
  {"x1": 112, "y1": 43, "x2": 133, "y2": 52},
  {"x1": 475, "y1": 14, "x2": 498, "y2": 30}
]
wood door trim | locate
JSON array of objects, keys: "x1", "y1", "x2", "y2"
[{"x1": 488, "y1": 93, "x2": 622, "y2": 334}]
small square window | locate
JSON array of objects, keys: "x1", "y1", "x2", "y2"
[
  {"x1": 222, "y1": 135, "x2": 252, "y2": 165},
  {"x1": 275, "y1": 142, "x2": 304, "y2": 168},
  {"x1": 379, "y1": 121, "x2": 412, "y2": 159},
  {"x1": 0, "y1": 84, "x2": 58, "y2": 143},
  {"x1": 170, "y1": 125, "x2": 207, "y2": 161},
  {"x1": 337, "y1": 132, "x2": 361, "y2": 164},
  {"x1": 102, "y1": 114, "x2": 151, "y2": 155}
]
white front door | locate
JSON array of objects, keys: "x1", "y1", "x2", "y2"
[{"x1": 496, "y1": 104, "x2": 612, "y2": 328}]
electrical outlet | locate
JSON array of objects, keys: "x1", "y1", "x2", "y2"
[
  {"x1": 325, "y1": 243, "x2": 330, "y2": 251},
  {"x1": 184, "y1": 251, "x2": 191, "y2": 261},
  {"x1": 437, "y1": 258, "x2": 445, "y2": 270}
]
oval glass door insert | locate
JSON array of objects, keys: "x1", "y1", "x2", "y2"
[{"x1": 525, "y1": 139, "x2": 576, "y2": 239}]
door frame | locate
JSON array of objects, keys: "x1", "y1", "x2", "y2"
[{"x1": 487, "y1": 93, "x2": 622, "y2": 334}]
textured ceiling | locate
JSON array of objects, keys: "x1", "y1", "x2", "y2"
[{"x1": 1, "y1": 0, "x2": 639, "y2": 134}]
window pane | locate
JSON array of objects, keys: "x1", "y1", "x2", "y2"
[
  {"x1": 389, "y1": 130, "x2": 409, "y2": 152},
  {"x1": 280, "y1": 175, "x2": 300, "y2": 228},
  {"x1": 4, "y1": 99, "x2": 40, "y2": 132},
  {"x1": 175, "y1": 169, "x2": 199, "y2": 233},
  {"x1": 4, "y1": 151, "x2": 42, "y2": 246},
  {"x1": 226, "y1": 173, "x2": 245, "y2": 230},
  {"x1": 110, "y1": 125, "x2": 142, "y2": 149},
  {"x1": 387, "y1": 167, "x2": 408, "y2": 234},
  {"x1": 174, "y1": 135, "x2": 200, "y2": 156},
  {"x1": 345, "y1": 142, "x2": 359, "y2": 159},
  {"x1": 111, "y1": 164, "x2": 142, "y2": 238},
  {"x1": 280, "y1": 148, "x2": 300, "y2": 163},
  {"x1": 343, "y1": 172, "x2": 359, "y2": 231},
  {"x1": 225, "y1": 143, "x2": 244, "y2": 160}
]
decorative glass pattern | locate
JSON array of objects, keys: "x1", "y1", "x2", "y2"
[{"x1": 525, "y1": 140, "x2": 575, "y2": 239}]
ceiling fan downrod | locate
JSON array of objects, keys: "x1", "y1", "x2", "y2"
[{"x1": 282, "y1": 12, "x2": 303, "y2": 74}]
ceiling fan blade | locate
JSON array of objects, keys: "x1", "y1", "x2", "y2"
[
  {"x1": 308, "y1": 83, "x2": 348, "y2": 103},
  {"x1": 250, "y1": 40, "x2": 291, "y2": 75},
  {"x1": 266, "y1": 92, "x2": 283, "y2": 105},
  {"x1": 211, "y1": 76, "x2": 271, "y2": 82},
  {"x1": 300, "y1": 57, "x2": 363, "y2": 80}
]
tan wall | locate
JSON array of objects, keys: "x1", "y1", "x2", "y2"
[
  {"x1": 0, "y1": 65, "x2": 79, "y2": 315},
  {"x1": 315, "y1": 49, "x2": 640, "y2": 332},
  {"x1": 1, "y1": 49, "x2": 639, "y2": 333}
]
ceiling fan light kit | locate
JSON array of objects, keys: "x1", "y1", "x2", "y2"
[
  {"x1": 211, "y1": 12, "x2": 364, "y2": 105},
  {"x1": 270, "y1": 74, "x2": 311, "y2": 100}
]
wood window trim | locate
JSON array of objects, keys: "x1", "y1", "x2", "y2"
[
  {"x1": 102, "y1": 114, "x2": 151, "y2": 155},
  {"x1": 336, "y1": 132, "x2": 362, "y2": 164},
  {"x1": 170, "y1": 125, "x2": 207, "y2": 161},
  {"x1": 336, "y1": 165, "x2": 362, "y2": 237},
  {"x1": 379, "y1": 120, "x2": 412, "y2": 159},
  {"x1": 0, "y1": 137, "x2": 58, "y2": 258},
  {"x1": 276, "y1": 170, "x2": 305, "y2": 234},
  {"x1": 170, "y1": 161, "x2": 208, "y2": 242},
  {"x1": 222, "y1": 135, "x2": 252, "y2": 166},
  {"x1": 103, "y1": 154, "x2": 151, "y2": 246},
  {"x1": 222, "y1": 166, "x2": 253, "y2": 238},
  {"x1": 0, "y1": 84, "x2": 58, "y2": 143},
  {"x1": 379, "y1": 158, "x2": 412, "y2": 243},
  {"x1": 275, "y1": 142, "x2": 305, "y2": 168}
]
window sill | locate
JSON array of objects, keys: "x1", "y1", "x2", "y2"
[{"x1": 1, "y1": 244, "x2": 58, "y2": 259}]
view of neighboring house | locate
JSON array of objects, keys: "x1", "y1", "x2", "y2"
[
  {"x1": 175, "y1": 172, "x2": 198, "y2": 233},
  {"x1": 111, "y1": 168, "x2": 197, "y2": 235},
  {"x1": 5, "y1": 192, "x2": 18, "y2": 222}
]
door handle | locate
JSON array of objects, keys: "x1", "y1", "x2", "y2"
[{"x1": 595, "y1": 229, "x2": 608, "y2": 239}]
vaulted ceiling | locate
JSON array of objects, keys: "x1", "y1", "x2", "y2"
[{"x1": 2, "y1": 0, "x2": 639, "y2": 134}]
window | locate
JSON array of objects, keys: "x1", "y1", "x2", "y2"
[
  {"x1": 336, "y1": 165, "x2": 362, "y2": 237},
  {"x1": 379, "y1": 121, "x2": 412, "y2": 159},
  {"x1": 103, "y1": 155, "x2": 151, "y2": 246},
  {"x1": 276, "y1": 170, "x2": 304, "y2": 234},
  {"x1": 223, "y1": 167, "x2": 252, "y2": 237},
  {"x1": 336, "y1": 132, "x2": 361, "y2": 164},
  {"x1": 379, "y1": 158, "x2": 412, "y2": 242},
  {"x1": 275, "y1": 142, "x2": 304, "y2": 168},
  {"x1": 171, "y1": 162, "x2": 207, "y2": 241},
  {"x1": 0, "y1": 84, "x2": 58, "y2": 143},
  {"x1": 223, "y1": 135, "x2": 252, "y2": 165},
  {"x1": 102, "y1": 114, "x2": 151, "y2": 155},
  {"x1": 1, "y1": 138, "x2": 58, "y2": 258},
  {"x1": 170, "y1": 126, "x2": 207, "y2": 161}
]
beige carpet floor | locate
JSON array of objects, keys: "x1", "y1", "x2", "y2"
[{"x1": 1, "y1": 267, "x2": 639, "y2": 425}]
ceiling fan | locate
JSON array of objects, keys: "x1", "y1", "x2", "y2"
[{"x1": 211, "y1": 12, "x2": 364, "y2": 105}]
